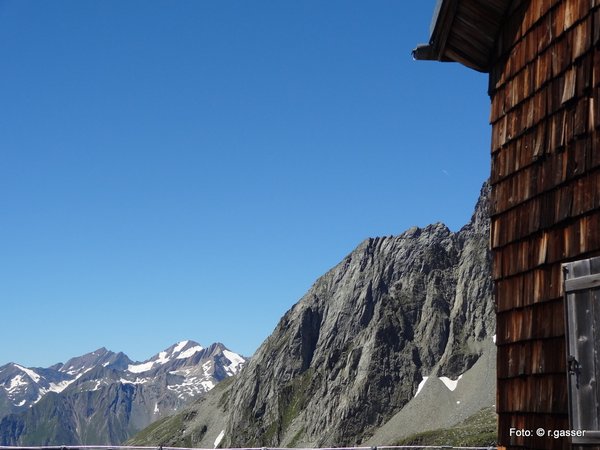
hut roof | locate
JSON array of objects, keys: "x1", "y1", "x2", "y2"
[{"x1": 412, "y1": 0, "x2": 513, "y2": 72}]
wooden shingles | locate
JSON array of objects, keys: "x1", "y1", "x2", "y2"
[
  {"x1": 497, "y1": 374, "x2": 568, "y2": 413},
  {"x1": 416, "y1": 0, "x2": 600, "y2": 447},
  {"x1": 491, "y1": 1, "x2": 600, "y2": 449},
  {"x1": 491, "y1": 161, "x2": 600, "y2": 224},
  {"x1": 495, "y1": 262, "x2": 563, "y2": 312},
  {"x1": 496, "y1": 300, "x2": 566, "y2": 343}
]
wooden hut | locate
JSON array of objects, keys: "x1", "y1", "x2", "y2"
[{"x1": 414, "y1": 1, "x2": 600, "y2": 449}]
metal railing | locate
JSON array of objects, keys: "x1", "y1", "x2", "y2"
[{"x1": 0, "y1": 445, "x2": 498, "y2": 450}]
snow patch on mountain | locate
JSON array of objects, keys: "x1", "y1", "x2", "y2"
[
  {"x1": 223, "y1": 350, "x2": 245, "y2": 375},
  {"x1": 127, "y1": 361, "x2": 155, "y2": 374},
  {"x1": 120, "y1": 378, "x2": 151, "y2": 385},
  {"x1": 5, "y1": 375, "x2": 27, "y2": 393},
  {"x1": 128, "y1": 349, "x2": 177, "y2": 373},
  {"x1": 414, "y1": 376, "x2": 429, "y2": 398},
  {"x1": 156, "y1": 351, "x2": 170, "y2": 365},
  {"x1": 13, "y1": 364, "x2": 40, "y2": 383},
  {"x1": 48, "y1": 379, "x2": 76, "y2": 394},
  {"x1": 177, "y1": 345, "x2": 203, "y2": 359},
  {"x1": 63, "y1": 364, "x2": 92, "y2": 376},
  {"x1": 214, "y1": 430, "x2": 225, "y2": 448},
  {"x1": 173, "y1": 341, "x2": 189, "y2": 353},
  {"x1": 415, "y1": 373, "x2": 463, "y2": 398},
  {"x1": 201, "y1": 380, "x2": 215, "y2": 390},
  {"x1": 439, "y1": 375, "x2": 462, "y2": 392},
  {"x1": 167, "y1": 376, "x2": 215, "y2": 399}
]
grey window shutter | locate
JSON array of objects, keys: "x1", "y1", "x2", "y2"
[{"x1": 563, "y1": 256, "x2": 600, "y2": 445}]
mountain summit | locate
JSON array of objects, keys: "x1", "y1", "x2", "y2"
[
  {"x1": 0, "y1": 341, "x2": 245, "y2": 445},
  {"x1": 130, "y1": 182, "x2": 494, "y2": 447}
]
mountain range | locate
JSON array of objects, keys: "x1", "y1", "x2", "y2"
[
  {"x1": 1, "y1": 182, "x2": 494, "y2": 447},
  {"x1": 129, "y1": 181, "x2": 495, "y2": 447},
  {"x1": 0, "y1": 340, "x2": 245, "y2": 445}
]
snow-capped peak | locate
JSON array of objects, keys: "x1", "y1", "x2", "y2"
[
  {"x1": 127, "y1": 340, "x2": 205, "y2": 373},
  {"x1": 222, "y1": 350, "x2": 245, "y2": 375}
]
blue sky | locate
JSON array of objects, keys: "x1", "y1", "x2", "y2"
[{"x1": 0, "y1": 1, "x2": 490, "y2": 367}]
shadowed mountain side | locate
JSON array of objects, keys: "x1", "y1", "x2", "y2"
[{"x1": 365, "y1": 341, "x2": 496, "y2": 445}]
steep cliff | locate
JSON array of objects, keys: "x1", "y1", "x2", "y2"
[{"x1": 129, "y1": 182, "x2": 493, "y2": 447}]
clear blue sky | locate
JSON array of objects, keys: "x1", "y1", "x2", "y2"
[{"x1": 0, "y1": 1, "x2": 491, "y2": 367}]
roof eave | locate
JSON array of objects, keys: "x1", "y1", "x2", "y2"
[
  {"x1": 412, "y1": 0, "x2": 458, "y2": 62},
  {"x1": 412, "y1": 0, "x2": 509, "y2": 73}
]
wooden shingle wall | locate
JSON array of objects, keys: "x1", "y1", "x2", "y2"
[{"x1": 489, "y1": 0, "x2": 600, "y2": 449}]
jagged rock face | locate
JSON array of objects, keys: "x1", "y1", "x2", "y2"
[
  {"x1": 0, "y1": 341, "x2": 246, "y2": 445},
  {"x1": 224, "y1": 182, "x2": 492, "y2": 447},
  {"x1": 128, "y1": 182, "x2": 494, "y2": 448},
  {"x1": 436, "y1": 185, "x2": 493, "y2": 375}
]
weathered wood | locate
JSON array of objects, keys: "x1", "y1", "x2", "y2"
[
  {"x1": 563, "y1": 257, "x2": 600, "y2": 444},
  {"x1": 417, "y1": 0, "x2": 600, "y2": 448},
  {"x1": 564, "y1": 273, "x2": 600, "y2": 291},
  {"x1": 490, "y1": 2, "x2": 600, "y2": 448}
]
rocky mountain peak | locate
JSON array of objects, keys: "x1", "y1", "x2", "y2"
[
  {"x1": 459, "y1": 180, "x2": 490, "y2": 236},
  {"x1": 126, "y1": 182, "x2": 494, "y2": 450},
  {"x1": 143, "y1": 182, "x2": 493, "y2": 449},
  {"x1": 58, "y1": 347, "x2": 122, "y2": 376}
]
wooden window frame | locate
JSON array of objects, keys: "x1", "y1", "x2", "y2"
[{"x1": 563, "y1": 256, "x2": 600, "y2": 445}]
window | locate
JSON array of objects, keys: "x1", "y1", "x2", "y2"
[{"x1": 563, "y1": 256, "x2": 600, "y2": 445}]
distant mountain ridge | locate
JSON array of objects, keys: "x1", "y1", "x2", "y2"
[
  {"x1": 0, "y1": 340, "x2": 245, "y2": 445},
  {"x1": 0, "y1": 348, "x2": 131, "y2": 417}
]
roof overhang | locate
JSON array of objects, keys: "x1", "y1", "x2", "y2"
[{"x1": 412, "y1": 0, "x2": 514, "y2": 73}]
